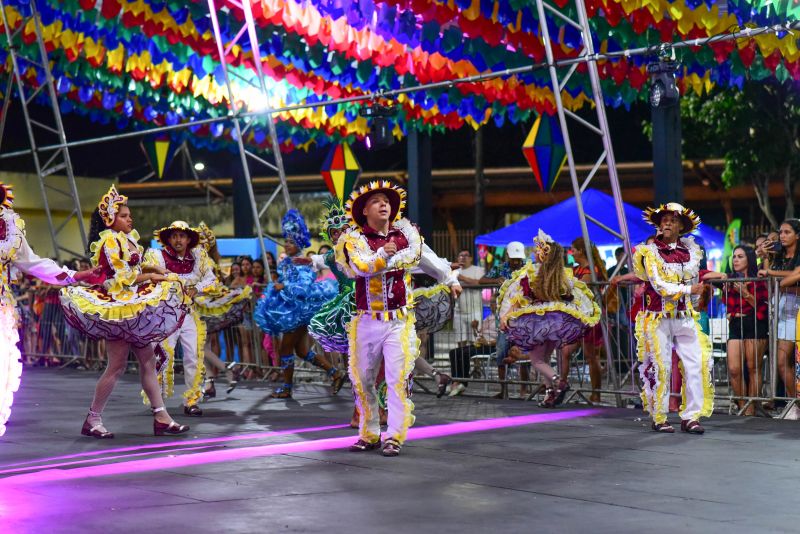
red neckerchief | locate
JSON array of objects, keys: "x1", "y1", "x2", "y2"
[{"x1": 362, "y1": 223, "x2": 398, "y2": 238}]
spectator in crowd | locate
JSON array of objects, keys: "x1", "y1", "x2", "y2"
[
  {"x1": 607, "y1": 246, "x2": 628, "y2": 279},
  {"x1": 265, "y1": 251, "x2": 278, "y2": 282},
  {"x1": 479, "y1": 241, "x2": 529, "y2": 399},
  {"x1": 755, "y1": 231, "x2": 779, "y2": 269},
  {"x1": 448, "y1": 247, "x2": 485, "y2": 396},
  {"x1": 228, "y1": 257, "x2": 258, "y2": 378},
  {"x1": 447, "y1": 297, "x2": 498, "y2": 396},
  {"x1": 559, "y1": 237, "x2": 609, "y2": 403},
  {"x1": 251, "y1": 259, "x2": 268, "y2": 296},
  {"x1": 225, "y1": 262, "x2": 241, "y2": 286},
  {"x1": 759, "y1": 219, "x2": 800, "y2": 419},
  {"x1": 705, "y1": 245, "x2": 768, "y2": 415}
]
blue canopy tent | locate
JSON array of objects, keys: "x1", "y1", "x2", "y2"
[
  {"x1": 475, "y1": 189, "x2": 725, "y2": 249},
  {"x1": 150, "y1": 237, "x2": 278, "y2": 258}
]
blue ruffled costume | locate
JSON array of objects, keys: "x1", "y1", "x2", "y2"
[{"x1": 254, "y1": 256, "x2": 337, "y2": 335}]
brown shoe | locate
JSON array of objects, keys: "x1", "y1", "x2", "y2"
[
  {"x1": 154, "y1": 419, "x2": 190, "y2": 436},
  {"x1": 183, "y1": 404, "x2": 203, "y2": 417},
  {"x1": 269, "y1": 385, "x2": 292, "y2": 399},
  {"x1": 539, "y1": 387, "x2": 558, "y2": 408},
  {"x1": 381, "y1": 438, "x2": 401, "y2": 457},
  {"x1": 348, "y1": 438, "x2": 381, "y2": 452},
  {"x1": 680, "y1": 419, "x2": 705, "y2": 434},
  {"x1": 81, "y1": 417, "x2": 114, "y2": 439},
  {"x1": 651, "y1": 421, "x2": 675, "y2": 433}
]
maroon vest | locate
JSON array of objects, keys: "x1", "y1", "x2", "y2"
[
  {"x1": 354, "y1": 224, "x2": 411, "y2": 313},
  {"x1": 162, "y1": 247, "x2": 195, "y2": 274}
]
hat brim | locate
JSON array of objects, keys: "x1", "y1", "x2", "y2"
[
  {"x1": 156, "y1": 227, "x2": 201, "y2": 249},
  {"x1": 645, "y1": 210, "x2": 698, "y2": 235},
  {"x1": 350, "y1": 188, "x2": 402, "y2": 228}
]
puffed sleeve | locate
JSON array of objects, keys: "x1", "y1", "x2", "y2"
[
  {"x1": 13, "y1": 234, "x2": 75, "y2": 285},
  {"x1": 418, "y1": 244, "x2": 459, "y2": 286},
  {"x1": 309, "y1": 254, "x2": 328, "y2": 273},
  {"x1": 102, "y1": 232, "x2": 139, "y2": 296},
  {"x1": 341, "y1": 233, "x2": 390, "y2": 276},
  {"x1": 194, "y1": 248, "x2": 221, "y2": 294},
  {"x1": 142, "y1": 248, "x2": 163, "y2": 270},
  {"x1": 634, "y1": 245, "x2": 690, "y2": 298}
]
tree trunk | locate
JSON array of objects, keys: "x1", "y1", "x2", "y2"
[
  {"x1": 785, "y1": 164, "x2": 795, "y2": 220},
  {"x1": 753, "y1": 175, "x2": 779, "y2": 228}
]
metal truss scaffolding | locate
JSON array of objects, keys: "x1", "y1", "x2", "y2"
[
  {"x1": 535, "y1": 0, "x2": 633, "y2": 403},
  {"x1": 206, "y1": 0, "x2": 292, "y2": 278},
  {"x1": 0, "y1": 0, "x2": 87, "y2": 260}
]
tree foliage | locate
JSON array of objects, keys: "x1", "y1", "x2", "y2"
[{"x1": 678, "y1": 80, "x2": 800, "y2": 227}]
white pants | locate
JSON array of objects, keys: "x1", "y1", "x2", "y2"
[
  {"x1": 637, "y1": 314, "x2": 714, "y2": 424},
  {"x1": 161, "y1": 311, "x2": 206, "y2": 406},
  {"x1": 348, "y1": 313, "x2": 419, "y2": 445}
]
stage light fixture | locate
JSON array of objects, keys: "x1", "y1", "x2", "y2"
[
  {"x1": 647, "y1": 59, "x2": 680, "y2": 109},
  {"x1": 647, "y1": 45, "x2": 679, "y2": 109},
  {"x1": 193, "y1": 162, "x2": 206, "y2": 171},
  {"x1": 360, "y1": 102, "x2": 397, "y2": 149}
]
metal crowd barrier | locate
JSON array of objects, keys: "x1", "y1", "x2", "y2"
[{"x1": 13, "y1": 276, "x2": 800, "y2": 418}]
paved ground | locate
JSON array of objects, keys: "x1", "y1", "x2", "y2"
[{"x1": 1, "y1": 368, "x2": 799, "y2": 534}]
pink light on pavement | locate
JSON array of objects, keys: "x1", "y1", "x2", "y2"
[
  {"x1": 0, "y1": 409, "x2": 601, "y2": 487},
  {"x1": 0, "y1": 423, "x2": 351, "y2": 472}
]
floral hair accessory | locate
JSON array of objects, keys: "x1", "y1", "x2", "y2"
[
  {"x1": 98, "y1": 185, "x2": 128, "y2": 227},
  {"x1": 197, "y1": 221, "x2": 216, "y2": 251},
  {"x1": 0, "y1": 182, "x2": 14, "y2": 210},
  {"x1": 533, "y1": 228, "x2": 554, "y2": 256}
]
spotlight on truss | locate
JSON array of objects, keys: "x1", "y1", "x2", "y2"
[
  {"x1": 647, "y1": 59, "x2": 680, "y2": 109},
  {"x1": 360, "y1": 103, "x2": 397, "y2": 149}
]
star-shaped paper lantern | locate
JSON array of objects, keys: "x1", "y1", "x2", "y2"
[
  {"x1": 522, "y1": 114, "x2": 567, "y2": 192},
  {"x1": 321, "y1": 143, "x2": 361, "y2": 203}
]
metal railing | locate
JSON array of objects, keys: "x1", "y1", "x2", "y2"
[{"x1": 15, "y1": 276, "x2": 798, "y2": 418}]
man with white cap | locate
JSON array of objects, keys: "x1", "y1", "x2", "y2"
[{"x1": 480, "y1": 241, "x2": 528, "y2": 399}]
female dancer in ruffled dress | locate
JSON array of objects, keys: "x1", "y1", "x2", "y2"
[
  {"x1": 60, "y1": 186, "x2": 190, "y2": 438},
  {"x1": 499, "y1": 230, "x2": 601, "y2": 407},
  {"x1": 305, "y1": 198, "x2": 353, "y2": 356},
  {"x1": 0, "y1": 182, "x2": 100, "y2": 436},
  {"x1": 254, "y1": 209, "x2": 346, "y2": 399},
  {"x1": 192, "y1": 222, "x2": 252, "y2": 397}
]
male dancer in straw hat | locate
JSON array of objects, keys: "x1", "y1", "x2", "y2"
[
  {"x1": 336, "y1": 180, "x2": 462, "y2": 457},
  {"x1": 144, "y1": 221, "x2": 219, "y2": 417},
  {"x1": 633, "y1": 203, "x2": 714, "y2": 434}
]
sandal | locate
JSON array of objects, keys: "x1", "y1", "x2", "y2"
[
  {"x1": 651, "y1": 421, "x2": 675, "y2": 433},
  {"x1": 348, "y1": 438, "x2": 382, "y2": 452},
  {"x1": 203, "y1": 379, "x2": 216, "y2": 400},
  {"x1": 269, "y1": 385, "x2": 292, "y2": 399},
  {"x1": 382, "y1": 438, "x2": 402, "y2": 457},
  {"x1": 433, "y1": 371, "x2": 452, "y2": 398},
  {"x1": 331, "y1": 370, "x2": 347, "y2": 396},
  {"x1": 81, "y1": 414, "x2": 114, "y2": 439},
  {"x1": 539, "y1": 387, "x2": 558, "y2": 408},
  {"x1": 680, "y1": 419, "x2": 705, "y2": 434},
  {"x1": 553, "y1": 379, "x2": 571, "y2": 406}
]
